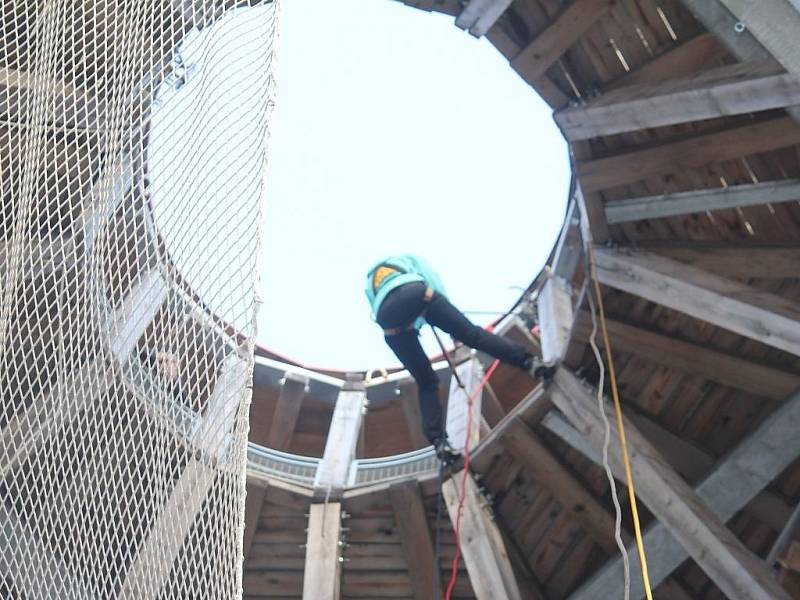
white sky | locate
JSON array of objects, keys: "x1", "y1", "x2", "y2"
[{"x1": 151, "y1": 0, "x2": 569, "y2": 371}]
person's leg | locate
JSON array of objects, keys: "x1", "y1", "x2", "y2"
[
  {"x1": 425, "y1": 294, "x2": 532, "y2": 368},
  {"x1": 383, "y1": 330, "x2": 445, "y2": 444},
  {"x1": 375, "y1": 282, "x2": 427, "y2": 328}
]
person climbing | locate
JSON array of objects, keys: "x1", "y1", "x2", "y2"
[{"x1": 365, "y1": 254, "x2": 555, "y2": 464}]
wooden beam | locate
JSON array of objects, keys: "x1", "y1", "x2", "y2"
[
  {"x1": 313, "y1": 381, "x2": 367, "y2": 497},
  {"x1": 302, "y1": 502, "x2": 342, "y2": 600},
  {"x1": 446, "y1": 357, "x2": 483, "y2": 453},
  {"x1": 557, "y1": 70, "x2": 800, "y2": 139},
  {"x1": 442, "y1": 473, "x2": 524, "y2": 600},
  {"x1": 678, "y1": 1, "x2": 773, "y2": 63},
  {"x1": 0, "y1": 504, "x2": 96, "y2": 599},
  {"x1": 551, "y1": 369, "x2": 792, "y2": 600},
  {"x1": 120, "y1": 459, "x2": 216, "y2": 600},
  {"x1": 266, "y1": 372, "x2": 308, "y2": 450},
  {"x1": 389, "y1": 480, "x2": 443, "y2": 600},
  {"x1": 576, "y1": 116, "x2": 800, "y2": 192},
  {"x1": 593, "y1": 247, "x2": 800, "y2": 356},
  {"x1": 716, "y1": 0, "x2": 800, "y2": 73},
  {"x1": 570, "y1": 314, "x2": 800, "y2": 399},
  {"x1": 501, "y1": 417, "x2": 622, "y2": 554},
  {"x1": 653, "y1": 245, "x2": 800, "y2": 279},
  {"x1": 399, "y1": 381, "x2": 429, "y2": 448},
  {"x1": 511, "y1": 0, "x2": 614, "y2": 85},
  {"x1": 243, "y1": 480, "x2": 269, "y2": 561},
  {"x1": 455, "y1": 0, "x2": 513, "y2": 37},
  {"x1": 604, "y1": 179, "x2": 800, "y2": 223}
]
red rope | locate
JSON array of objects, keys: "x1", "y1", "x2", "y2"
[{"x1": 444, "y1": 358, "x2": 500, "y2": 600}]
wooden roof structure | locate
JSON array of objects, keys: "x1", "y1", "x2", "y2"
[{"x1": 243, "y1": 0, "x2": 800, "y2": 598}]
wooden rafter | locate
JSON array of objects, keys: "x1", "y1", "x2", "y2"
[
  {"x1": 243, "y1": 480, "x2": 269, "y2": 562},
  {"x1": 592, "y1": 247, "x2": 800, "y2": 356},
  {"x1": 576, "y1": 116, "x2": 800, "y2": 192},
  {"x1": 550, "y1": 369, "x2": 792, "y2": 600},
  {"x1": 652, "y1": 245, "x2": 800, "y2": 279},
  {"x1": 302, "y1": 503, "x2": 342, "y2": 600},
  {"x1": 455, "y1": 0, "x2": 513, "y2": 37}
]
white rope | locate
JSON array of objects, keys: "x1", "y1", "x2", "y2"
[{"x1": 586, "y1": 282, "x2": 631, "y2": 600}]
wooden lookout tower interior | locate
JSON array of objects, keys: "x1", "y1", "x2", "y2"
[{"x1": 244, "y1": 1, "x2": 800, "y2": 599}]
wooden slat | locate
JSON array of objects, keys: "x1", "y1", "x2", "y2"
[
  {"x1": 653, "y1": 246, "x2": 800, "y2": 279},
  {"x1": 511, "y1": 0, "x2": 614, "y2": 85},
  {"x1": 536, "y1": 276, "x2": 574, "y2": 363},
  {"x1": 399, "y1": 381, "x2": 428, "y2": 448},
  {"x1": 593, "y1": 247, "x2": 800, "y2": 356},
  {"x1": 571, "y1": 314, "x2": 800, "y2": 399},
  {"x1": 120, "y1": 459, "x2": 216, "y2": 600},
  {"x1": 553, "y1": 372, "x2": 800, "y2": 600},
  {"x1": 604, "y1": 179, "x2": 800, "y2": 223},
  {"x1": 576, "y1": 116, "x2": 800, "y2": 192},
  {"x1": 388, "y1": 480, "x2": 442, "y2": 600},
  {"x1": 501, "y1": 417, "x2": 621, "y2": 554},
  {"x1": 551, "y1": 369, "x2": 792, "y2": 600},
  {"x1": 266, "y1": 373, "x2": 309, "y2": 451},
  {"x1": 442, "y1": 473, "x2": 524, "y2": 600},
  {"x1": 557, "y1": 71, "x2": 800, "y2": 139},
  {"x1": 455, "y1": 0, "x2": 513, "y2": 36},
  {"x1": 446, "y1": 357, "x2": 483, "y2": 453},
  {"x1": 302, "y1": 503, "x2": 342, "y2": 600}
]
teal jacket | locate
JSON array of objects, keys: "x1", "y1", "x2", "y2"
[{"x1": 365, "y1": 254, "x2": 447, "y2": 330}]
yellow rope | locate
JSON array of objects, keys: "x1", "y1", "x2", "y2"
[{"x1": 588, "y1": 245, "x2": 654, "y2": 600}]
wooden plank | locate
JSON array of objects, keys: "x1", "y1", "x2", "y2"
[
  {"x1": 576, "y1": 116, "x2": 800, "y2": 192},
  {"x1": 266, "y1": 372, "x2": 308, "y2": 450},
  {"x1": 551, "y1": 369, "x2": 793, "y2": 600},
  {"x1": 399, "y1": 380, "x2": 428, "y2": 448},
  {"x1": 0, "y1": 504, "x2": 96, "y2": 599},
  {"x1": 571, "y1": 314, "x2": 800, "y2": 399},
  {"x1": 604, "y1": 179, "x2": 800, "y2": 223},
  {"x1": 511, "y1": 0, "x2": 614, "y2": 85},
  {"x1": 302, "y1": 502, "x2": 342, "y2": 600},
  {"x1": 446, "y1": 357, "x2": 483, "y2": 453},
  {"x1": 557, "y1": 71, "x2": 800, "y2": 139},
  {"x1": 501, "y1": 417, "x2": 621, "y2": 554},
  {"x1": 388, "y1": 480, "x2": 442, "y2": 600},
  {"x1": 442, "y1": 473, "x2": 524, "y2": 600},
  {"x1": 593, "y1": 247, "x2": 800, "y2": 356},
  {"x1": 653, "y1": 246, "x2": 800, "y2": 279},
  {"x1": 455, "y1": 0, "x2": 514, "y2": 37},
  {"x1": 716, "y1": 0, "x2": 800, "y2": 73},
  {"x1": 244, "y1": 480, "x2": 269, "y2": 561},
  {"x1": 313, "y1": 382, "x2": 367, "y2": 497},
  {"x1": 120, "y1": 459, "x2": 216, "y2": 600},
  {"x1": 536, "y1": 276, "x2": 574, "y2": 363}
]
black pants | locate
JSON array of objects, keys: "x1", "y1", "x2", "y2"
[{"x1": 377, "y1": 282, "x2": 531, "y2": 444}]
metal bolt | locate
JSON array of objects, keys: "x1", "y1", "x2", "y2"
[{"x1": 734, "y1": 21, "x2": 746, "y2": 33}]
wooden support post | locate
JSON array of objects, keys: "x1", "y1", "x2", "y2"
[
  {"x1": 302, "y1": 503, "x2": 342, "y2": 600},
  {"x1": 266, "y1": 372, "x2": 308, "y2": 450},
  {"x1": 556, "y1": 70, "x2": 800, "y2": 140},
  {"x1": 604, "y1": 179, "x2": 800, "y2": 224},
  {"x1": 537, "y1": 275, "x2": 573, "y2": 363},
  {"x1": 501, "y1": 417, "x2": 621, "y2": 554},
  {"x1": 443, "y1": 472, "x2": 524, "y2": 600},
  {"x1": 551, "y1": 369, "x2": 792, "y2": 600},
  {"x1": 389, "y1": 480, "x2": 443, "y2": 600},
  {"x1": 399, "y1": 381, "x2": 428, "y2": 449},
  {"x1": 576, "y1": 116, "x2": 800, "y2": 192},
  {"x1": 120, "y1": 459, "x2": 216, "y2": 600},
  {"x1": 455, "y1": 0, "x2": 513, "y2": 37},
  {"x1": 313, "y1": 379, "x2": 367, "y2": 498},
  {"x1": 592, "y1": 247, "x2": 800, "y2": 356},
  {"x1": 243, "y1": 479, "x2": 269, "y2": 562},
  {"x1": 446, "y1": 357, "x2": 483, "y2": 453},
  {"x1": 570, "y1": 314, "x2": 800, "y2": 399},
  {"x1": 0, "y1": 504, "x2": 96, "y2": 599}
]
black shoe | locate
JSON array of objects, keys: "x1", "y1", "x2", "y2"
[
  {"x1": 526, "y1": 357, "x2": 557, "y2": 381},
  {"x1": 433, "y1": 438, "x2": 460, "y2": 466}
]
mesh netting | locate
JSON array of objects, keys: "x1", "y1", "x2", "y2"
[{"x1": 0, "y1": 1, "x2": 278, "y2": 598}]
